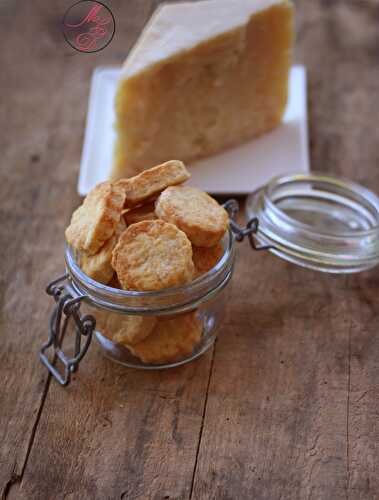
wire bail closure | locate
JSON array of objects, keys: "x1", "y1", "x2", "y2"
[
  {"x1": 40, "y1": 274, "x2": 96, "y2": 386},
  {"x1": 223, "y1": 199, "x2": 272, "y2": 251}
]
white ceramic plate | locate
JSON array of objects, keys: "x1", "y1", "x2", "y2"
[{"x1": 78, "y1": 65, "x2": 309, "y2": 196}]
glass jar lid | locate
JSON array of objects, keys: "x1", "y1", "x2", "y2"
[{"x1": 246, "y1": 173, "x2": 379, "y2": 273}]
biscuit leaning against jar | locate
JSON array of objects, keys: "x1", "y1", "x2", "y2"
[
  {"x1": 65, "y1": 181, "x2": 126, "y2": 255},
  {"x1": 79, "y1": 218, "x2": 126, "y2": 284},
  {"x1": 65, "y1": 160, "x2": 229, "y2": 365}
]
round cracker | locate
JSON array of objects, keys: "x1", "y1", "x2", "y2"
[
  {"x1": 66, "y1": 182, "x2": 126, "y2": 255},
  {"x1": 95, "y1": 310, "x2": 157, "y2": 346},
  {"x1": 80, "y1": 219, "x2": 126, "y2": 284},
  {"x1": 127, "y1": 312, "x2": 202, "y2": 364},
  {"x1": 155, "y1": 186, "x2": 228, "y2": 247},
  {"x1": 192, "y1": 243, "x2": 224, "y2": 277},
  {"x1": 112, "y1": 220, "x2": 194, "y2": 291},
  {"x1": 115, "y1": 160, "x2": 190, "y2": 208}
]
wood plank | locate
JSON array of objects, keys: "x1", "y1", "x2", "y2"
[
  {"x1": 5, "y1": 1, "x2": 214, "y2": 499},
  {"x1": 13, "y1": 350, "x2": 213, "y2": 500},
  {"x1": 0, "y1": 0, "x2": 162, "y2": 497},
  {"x1": 345, "y1": 272, "x2": 379, "y2": 500},
  {"x1": 191, "y1": 252, "x2": 353, "y2": 499},
  {"x1": 0, "y1": 2, "x2": 75, "y2": 497},
  {"x1": 190, "y1": 1, "x2": 379, "y2": 499},
  {"x1": 298, "y1": 2, "x2": 379, "y2": 495}
]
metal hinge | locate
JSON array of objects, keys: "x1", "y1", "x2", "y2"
[
  {"x1": 40, "y1": 274, "x2": 96, "y2": 386},
  {"x1": 224, "y1": 199, "x2": 273, "y2": 251}
]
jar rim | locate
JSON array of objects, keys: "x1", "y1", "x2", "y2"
[
  {"x1": 246, "y1": 172, "x2": 379, "y2": 273},
  {"x1": 264, "y1": 173, "x2": 379, "y2": 238},
  {"x1": 64, "y1": 227, "x2": 235, "y2": 313}
]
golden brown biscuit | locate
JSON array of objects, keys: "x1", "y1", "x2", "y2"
[
  {"x1": 66, "y1": 182, "x2": 126, "y2": 255},
  {"x1": 112, "y1": 220, "x2": 194, "y2": 291},
  {"x1": 192, "y1": 243, "x2": 224, "y2": 277},
  {"x1": 95, "y1": 310, "x2": 157, "y2": 345},
  {"x1": 80, "y1": 219, "x2": 126, "y2": 284},
  {"x1": 115, "y1": 160, "x2": 190, "y2": 208},
  {"x1": 127, "y1": 312, "x2": 202, "y2": 364},
  {"x1": 80, "y1": 236, "x2": 116, "y2": 285},
  {"x1": 155, "y1": 186, "x2": 228, "y2": 247},
  {"x1": 123, "y1": 203, "x2": 157, "y2": 225}
]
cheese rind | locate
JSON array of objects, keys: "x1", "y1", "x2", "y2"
[{"x1": 112, "y1": 0, "x2": 294, "y2": 179}]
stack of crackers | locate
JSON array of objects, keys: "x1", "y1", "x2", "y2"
[{"x1": 65, "y1": 161, "x2": 229, "y2": 364}]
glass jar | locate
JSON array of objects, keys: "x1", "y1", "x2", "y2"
[
  {"x1": 42, "y1": 172, "x2": 379, "y2": 385},
  {"x1": 41, "y1": 228, "x2": 235, "y2": 384}
]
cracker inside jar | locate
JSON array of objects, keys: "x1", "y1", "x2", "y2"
[{"x1": 66, "y1": 160, "x2": 229, "y2": 364}]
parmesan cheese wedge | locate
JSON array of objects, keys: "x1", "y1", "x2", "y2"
[{"x1": 112, "y1": 0, "x2": 294, "y2": 179}]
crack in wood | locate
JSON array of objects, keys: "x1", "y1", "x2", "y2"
[
  {"x1": 346, "y1": 320, "x2": 352, "y2": 500},
  {"x1": 189, "y1": 343, "x2": 216, "y2": 500},
  {"x1": 1, "y1": 474, "x2": 21, "y2": 500},
  {"x1": 1, "y1": 374, "x2": 52, "y2": 500},
  {"x1": 1, "y1": 463, "x2": 21, "y2": 500}
]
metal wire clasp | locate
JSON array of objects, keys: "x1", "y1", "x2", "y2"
[
  {"x1": 223, "y1": 199, "x2": 272, "y2": 251},
  {"x1": 40, "y1": 274, "x2": 96, "y2": 386}
]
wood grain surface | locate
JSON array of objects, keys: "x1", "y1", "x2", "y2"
[{"x1": 1, "y1": 1, "x2": 378, "y2": 499}]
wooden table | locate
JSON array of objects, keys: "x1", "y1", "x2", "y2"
[{"x1": 1, "y1": 1, "x2": 379, "y2": 499}]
